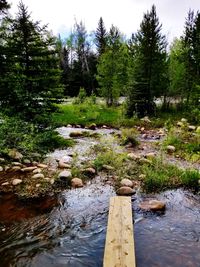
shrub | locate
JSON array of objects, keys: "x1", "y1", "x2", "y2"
[
  {"x1": 0, "y1": 115, "x2": 74, "y2": 159},
  {"x1": 121, "y1": 128, "x2": 139, "y2": 147}
]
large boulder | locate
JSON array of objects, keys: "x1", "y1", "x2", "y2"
[
  {"x1": 71, "y1": 178, "x2": 83, "y2": 188},
  {"x1": 116, "y1": 186, "x2": 136, "y2": 196},
  {"x1": 139, "y1": 200, "x2": 166, "y2": 211}
]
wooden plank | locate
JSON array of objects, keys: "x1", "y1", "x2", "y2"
[{"x1": 103, "y1": 196, "x2": 136, "y2": 267}]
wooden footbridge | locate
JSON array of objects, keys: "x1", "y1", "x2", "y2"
[{"x1": 103, "y1": 196, "x2": 136, "y2": 267}]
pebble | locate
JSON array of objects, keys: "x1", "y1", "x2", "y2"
[
  {"x1": 21, "y1": 166, "x2": 37, "y2": 172},
  {"x1": 1, "y1": 182, "x2": 9, "y2": 186},
  {"x1": 139, "y1": 200, "x2": 166, "y2": 211},
  {"x1": 167, "y1": 145, "x2": 176, "y2": 153},
  {"x1": 0, "y1": 166, "x2": 3, "y2": 172},
  {"x1": 120, "y1": 178, "x2": 133, "y2": 188},
  {"x1": 116, "y1": 186, "x2": 136, "y2": 196},
  {"x1": 58, "y1": 170, "x2": 72, "y2": 179},
  {"x1": 12, "y1": 179, "x2": 22, "y2": 186},
  {"x1": 71, "y1": 178, "x2": 83, "y2": 188},
  {"x1": 82, "y1": 167, "x2": 96, "y2": 176},
  {"x1": 127, "y1": 153, "x2": 141, "y2": 161},
  {"x1": 32, "y1": 168, "x2": 42, "y2": 174},
  {"x1": 37, "y1": 163, "x2": 48, "y2": 169},
  {"x1": 11, "y1": 166, "x2": 21, "y2": 171},
  {"x1": 32, "y1": 173, "x2": 45, "y2": 179}
]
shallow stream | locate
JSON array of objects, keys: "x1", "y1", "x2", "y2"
[{"x1": 0, "y1": 127, "x2": 199, "y2": 267}]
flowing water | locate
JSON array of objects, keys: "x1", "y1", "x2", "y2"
[{"x1": 0, "y1": 127, "x2": 199, "y2": 267}]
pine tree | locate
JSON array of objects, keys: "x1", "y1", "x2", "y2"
[
  {"x1": 127, "y1": 5, "x2": 167, "y2": 117},
  {"x1": 0, "y1": 0, "x2": 10, "y2": 15},
  {"x1": 180, "y1": 9, "x2": 200, "y2": 105},
  {"x1": 95, "y1": 17, "x2": 107, "y2": 56},
  {"x1": 97, "y1": 25, "x2": 129, "y2": 105},
  {"x1": 0, "y1": 1, "x2": 63, "y2": 122}
]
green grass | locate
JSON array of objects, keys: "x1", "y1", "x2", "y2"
[
  {"x1": 162, "y1": 126, "x2": 200, "y2": 162},
  {"x1": 0, "y1": 115, "x2": 75, "y2": 161},
  {"x1": 52, "y1": 102, "x2": 123, "y2": 127},
  {"x1": 141, "y1": 158, "x2": 200, "y2": 192}
]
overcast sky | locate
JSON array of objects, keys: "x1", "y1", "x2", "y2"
[{"x1": 10, "y1": 0, "x2": 200, "y2": 43}]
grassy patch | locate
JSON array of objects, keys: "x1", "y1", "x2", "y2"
[
  {"x1": 52, "y1": 102, "x2": 123, "y2": 127},
  {"x1": 141, "y1": 158, "x2": 200, "y2": 192},
  {"x1": 120, "y1": 128, "x2": 139, "y2": 147},
  {"x1": 162, "y1": 126, "x2": 200, "y2": 162},
  {"x1": 0, "y1": 115, "x2": 74, "y2": 160}
]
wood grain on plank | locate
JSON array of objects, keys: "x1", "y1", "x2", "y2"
[{"x1": 103, "y1": 196, "x2": 136, "y2": 267}]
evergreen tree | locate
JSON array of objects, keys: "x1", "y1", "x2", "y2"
[
  {"x1": 168, "y1": 38, "x2": 186, "y2": 103},
  {"x1": 181, "y1": 9, "x2": 200, "y2": 105},
  {"x1": 0, "y1": 0, "x2": 10, "y2": 15},
  {"x1": 97, "y1": 25, "x2": 129, "y2": 105},
  {"x1": 127, "y1": 5, "x2": 167, "y2": 117},
  {"x1": 95, "y1": 17, "x2": 107, "y2": 56},
  {"x1": 0, "y1": 1, "x2": 63, "y2": 122}
]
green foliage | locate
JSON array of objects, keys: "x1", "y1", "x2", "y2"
[
  {"x1": 97, "y1": 26, "x2": 129, "y2": 106},
  {"x1": 52, "y1": 102, "x2": 124, "y2": 127},
  {"x1": 77, "y1": 87, "x2": 87, "y2": 103},
  {"x1": 0, "y1": 115, "x2": 74, "y2": 159},
  {"x1": 163, "y1": 126, "x2": 200, "y2": 162},
  {"x1": 121, "y1": 128, "x2": 139, "y2": 147},
  {"x1": 0, "y1": 2, "x2": 63, "y2": 123},
  {"x1": 141, "y1": 158, "x2": 199, "y2": 192},
  {"x1": 127, "y1": 5, "x2": 167, "y2": 117},
  {"x1": 95, "y1": 17, "x2": 107, "y2": 56},
  {"x1": 168, "y1": 38, "x2": 186, "y2": 100},
  {"x1": 180, "y1": 169, "x2": 200, "y2": 188},
  {"x1": 181, "y1": 10, "x2": 200, "y2": 105}
]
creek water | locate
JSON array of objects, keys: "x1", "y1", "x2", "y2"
[{"x1": 0, "y1": 127, "x2": 199, "y2": 267}]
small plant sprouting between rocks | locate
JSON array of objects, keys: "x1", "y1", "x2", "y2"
[{"x1": 120, "y1": 128, "x2": 139, "y2": 147}]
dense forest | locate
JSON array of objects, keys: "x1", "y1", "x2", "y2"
[{"x1": 0, "y1": 0, "x2": 199, "y2": 120}]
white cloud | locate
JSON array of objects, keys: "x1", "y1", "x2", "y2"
[{"x1": 10, "y1": 0, "x2": 200, "y2": 43}]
